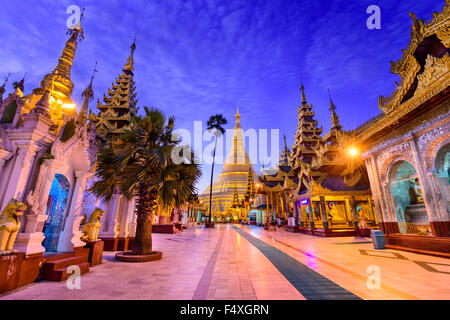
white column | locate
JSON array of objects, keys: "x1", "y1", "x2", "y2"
[
  {"x1": 409, "y1": 138, "x2": 438, "y2": 222},
  {"x1": 0, "y1": 143, "x2": 39, "y2": 211},
  {"x1": 427, "y1": 172, "x2": 449, "y2": 221},
  {"x1": 127, "y1": 196, "x2": 138, "y2": 237},
  {"x1": 13, "y1": 163, "x2": 56, "y2": 255},
  {"x1": 57, "y1": 170, "x2": 91, "y2": 252},
  {"x1": 99, "y1": 193, "x2": 122, "y2": 237},
  {"x1": 117, "y1": 197, "x2": 134, "y2": 238}
]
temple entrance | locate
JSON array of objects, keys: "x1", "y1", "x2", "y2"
[
  {"x1": 42, "y1": 174, "x2": 70, "y2": 252},
  {"x1": 434, "y1": 143, "x2": 450, "y2": 218},
  {"x1": 389, "y1": 161, "x2": 431, "y2": 235}
]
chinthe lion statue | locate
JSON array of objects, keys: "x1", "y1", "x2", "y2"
[
  {"x1": 0, "y1": 199, "x2": 27, "y2": 254},
  {"x1": 81, "y1": 208, "x2": 104, "y2": 242}
]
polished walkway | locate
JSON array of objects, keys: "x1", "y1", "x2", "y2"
[{"x1": 1, "y1": 224, "x2": 449, "y2": 300}]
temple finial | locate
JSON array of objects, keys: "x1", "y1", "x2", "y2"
[
  {"x1": 80, "y1": 61, "x2": 97, "y2": 118},
  {"x1": 300, "y1": 78, "x2": 306, "y2": 103},
  {"x1": 125, "y1": 35, "x2": 137, "y2": 71},
  {"x1": 328, "y1": 88, "x2": 342, "y2": 132},
  {"x1": 67, "y1": 7, "x2": 85, "y2": 43}
]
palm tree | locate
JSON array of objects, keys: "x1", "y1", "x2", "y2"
[
  {"x1": 206, "y1": 114, "x2": 227, "y2": 226},
  {"x1": 90, "y1": 107, "x2": 201, "y2": 259}
]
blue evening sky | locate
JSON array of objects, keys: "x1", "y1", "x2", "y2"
[{"x1": 0, "y1": 0, "x2": 444, "y2": 193}]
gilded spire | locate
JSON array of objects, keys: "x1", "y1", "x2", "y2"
[
  {"x1": 125, "y1": 36, "x2": 136, "y2": 71},
  {"x1": 328, "y1": 88, "x2": 342, "y2": 132},
  {"x1": 33, "y1": 8, "x2": 85, "y2": 102},
  {"x1": 235, "y1": 106, "x2": 241, "y2": 127},
  {"x1": 300, "y1": 78, "x2": 307, "y2": 103},
  {"x1": 279, "y1": 133, "x2": 290, "y2": 166},
  {"x1": 80, "y1": 61, "x2": 97, "y2": 117}
]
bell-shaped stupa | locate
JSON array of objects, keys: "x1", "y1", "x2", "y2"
[{"x1": 200, "y1": 108, "x2": 256, "y2": 217}]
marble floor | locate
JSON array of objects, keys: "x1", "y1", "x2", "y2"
[{"x1": 1, "y1": 224, "x2": 449, "y2": 300}]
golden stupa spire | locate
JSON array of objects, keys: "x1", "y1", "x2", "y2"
[
  {"x1": 235, "y1": 106, "x2": 241, "y2": 127},
  {"x1": 125, "y1": 35, "x2": 137, "y2": 71},
  {"x1": 33, "y1": 8, "x2": 86, "y2": 102}
]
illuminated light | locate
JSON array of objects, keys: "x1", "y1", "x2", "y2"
[
  {"x1": 57, "y1": 99, "x2": 63, "y2": 105},
  {"x1": 300, "y1": 199, "x2": 308, "y2": 205},
  {"x1": 62, "y1": 103, "x2": 76, "y2": 111},
  {"x1": 348, "y1": 147, "x2": 359, "y2": 156}
]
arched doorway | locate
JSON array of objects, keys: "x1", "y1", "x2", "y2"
[
  {"x1": 389, "y1": 161, "x2": 431, "y2": 235},
  {"x1": 434, "y1": 143, "x2": 450, "y2": 218},
  {"x1": 42, "y1": 174, "x2": 70, "y2": 252}
]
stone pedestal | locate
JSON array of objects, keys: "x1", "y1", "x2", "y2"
[
  {"x1": 84, "y1": 240, "x2": 104, "y2": 266},
  {"x1": 100, "y1": 237, "x2": 118, "y2": 251},
  {"x1": 17, "y1": 253, "x2": 44, "y2": 287},
  {"x1": 0, "y1": 253, "x2": 24, "y2": 294},
  {"x1": 13, "y1": 214, "x2": 48, "y2": 255}
]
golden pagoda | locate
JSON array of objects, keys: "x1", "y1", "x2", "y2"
[
  {"x1": 90, "y1": 38, "x2": 138, "y2": 143},
  {"x1": 26, "y1": 9, "x2": 85, "y2": 129},
  {"x1": 199, "y1": 108, "x2": 257, "y2": 221}
]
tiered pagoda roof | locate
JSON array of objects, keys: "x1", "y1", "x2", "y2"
[
  {"x1": 289, "y1": 82, "x2": 323, "y2": 194},
  {"x1": 244, "y1": 164, "x2": 256, "y2": 202},
  {"x1": 91, "y1": 39, "x2": 138, "y2": 142}
]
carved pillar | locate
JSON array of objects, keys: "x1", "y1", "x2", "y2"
[
  {"x1": 57, "y1": 170, "x2": 91, "y2": 252},
  {"x1": 100, "y1": 194, "x2": 120, "y2": 237},
  {"x1": 13, "y1": 161, "x2": 56, "y2": 255},
  {"x1": 319, "y1": 196, "x2": 328, "y2": 229},
  {"x1": 0, "y1": 143, "x2": 39, "y2": 211},
  {"x1": 368, "y1": 197, "x2": 376, "y2": 222},
  {"x1": 427, "y1": 172, "x2": 449, "y2": 221},
  {"x1": 0, "y1": 151, "x2": 13, "y2": 184},
  {"x1": 409, "y1": 137, "x2": 438, "y2": 224},
  {"x1": 365, "y1": 157, "x2": 384, "y2": 223},
  {"x1": 128, "y1": 205, "x2": 138, "y2": 238},
  {"x1": 307, "y1": 200, "x2": 314, "y2": 228},
  {"x1": 117, "y1": 197, "x2": 135, "y2": 238},
  {"x1": 344, "y1": 197, "x2": 352, "y2": 227},
  {"x1": 351, "y1": 196, "x2": 358, "y2": 229}
]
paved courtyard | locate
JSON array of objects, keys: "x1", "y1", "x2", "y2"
[{"x1": 1, "y1": 225, "x2": 449, "y2": 300}]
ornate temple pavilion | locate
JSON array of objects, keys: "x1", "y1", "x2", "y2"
[
  {"x1": 351, "y1": 3, "x2": 449, "y2": 256},
  {"x1": 199, "y1": 108, "x2": 257, "y2": 222},
  {"x1": 0, "y1": 15, "x2": 100, "y2": 290}
]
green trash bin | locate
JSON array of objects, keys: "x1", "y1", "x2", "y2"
[{"x1": 371, "y1": 230, "x2": 385, "y2": 249}]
